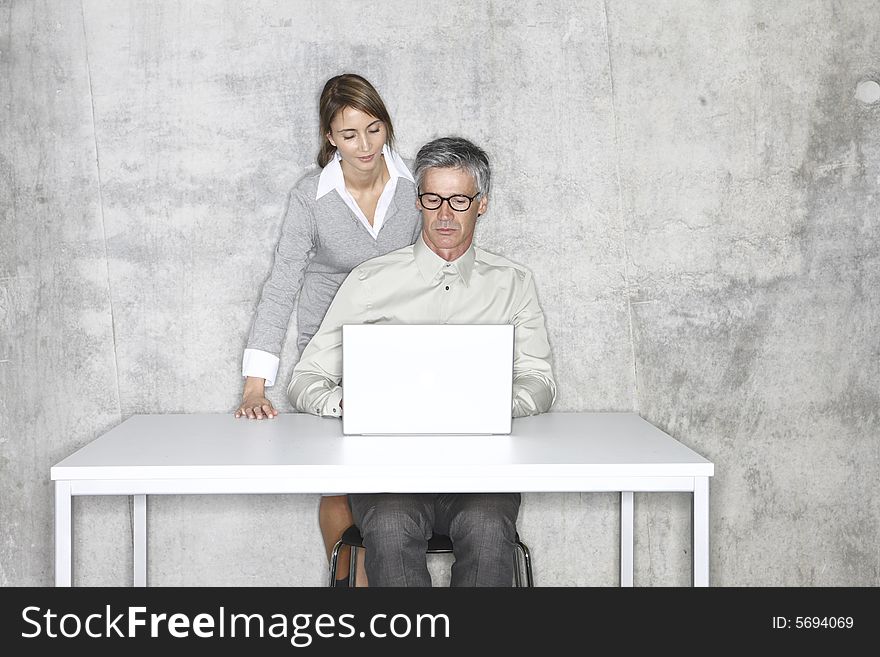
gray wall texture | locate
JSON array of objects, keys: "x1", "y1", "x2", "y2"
[{"x1": 1, "y1": 0, "x2": 878, "y2": 586}]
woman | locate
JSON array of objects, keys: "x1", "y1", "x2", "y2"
[{"x1": 234, "y1": 74, "x2": 421, "y2": 586}]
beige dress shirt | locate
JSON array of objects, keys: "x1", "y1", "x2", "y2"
[{"x1": 288, "y1": 235, "x2": 557, "y2": 418}]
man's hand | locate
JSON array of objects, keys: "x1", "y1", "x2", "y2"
[{"x1": 234, "y1": 377, "x2": 279, "y2": 419}]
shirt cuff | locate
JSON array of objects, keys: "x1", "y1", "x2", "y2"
[
  {"x1": 511, "y1": 374, "x2": 556, "y2": 417},
  {"x1": 321, "y1": 387, "x2": 344, "y2": 418},
  {"x1": 242, "y1": 349, "x2": 280, "y2": 387}
]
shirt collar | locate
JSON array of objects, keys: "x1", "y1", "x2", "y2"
[
  {"x1": 413, "y1": 234, "x2": 476, "y2": 287},
  {"x1": 316, "y1": 144, "x2": 414, "y2": 200}
]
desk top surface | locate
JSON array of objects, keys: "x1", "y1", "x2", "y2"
[{"x1": 51, "y1": 412, "x2": 713, "y2": 481}]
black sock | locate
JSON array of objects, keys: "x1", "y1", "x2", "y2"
[{"x1": 333, "y1": 576, "x2": 350, "y2": 588}]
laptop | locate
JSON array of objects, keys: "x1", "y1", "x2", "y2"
[{"x1": 342, "y1": 324, "x2": 514, "y2": 435}]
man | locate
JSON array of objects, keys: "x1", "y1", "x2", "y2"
[{"x1": 289, "y1": 137, "x2": 556, "y2": 586}]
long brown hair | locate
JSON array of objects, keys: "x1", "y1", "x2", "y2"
[{"x1": 317, "y1": 74, "x2": 396, "y2": 168}]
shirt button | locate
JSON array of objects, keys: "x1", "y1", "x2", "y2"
[{"x1": 445, "y1": 285, "x2": 450, "y2": 290}]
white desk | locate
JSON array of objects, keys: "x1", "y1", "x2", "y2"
[{"x1": 51, "y1": 412, "x2": 714, "y2": 587}]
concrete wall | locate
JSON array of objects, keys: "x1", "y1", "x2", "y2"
[{"x1": 1, "y1": 0, "x2": 877, "y2": 586}]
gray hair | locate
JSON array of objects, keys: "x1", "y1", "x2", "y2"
[{"x1": 413, "y1": 137, "x2": 491, "y2": 199}]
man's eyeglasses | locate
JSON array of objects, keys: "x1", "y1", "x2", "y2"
[{"x1": 418, "y1": 191, "x2": 481, "y2": 212}]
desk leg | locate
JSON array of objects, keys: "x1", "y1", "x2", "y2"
[
  {"x1": 55, "y1": 481, "x2": 72, "y2": 587},
  {"x1": 620, "y1": 491, "x2": 634, "y2": 587},
  {"x1": 693, "y1": 477, "x2": 709, "y2": 587},
  {"x1": 133, "y1": 495, "x2": 147, "y2": 587}
]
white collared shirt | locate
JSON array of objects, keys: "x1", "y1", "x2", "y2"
[{"x1": 315, "y1": 144, "x2": 415, "y2": 239}]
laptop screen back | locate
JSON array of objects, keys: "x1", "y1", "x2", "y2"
[{"x1": 342, "y1": 324, "x2": 514, "y2": 435}]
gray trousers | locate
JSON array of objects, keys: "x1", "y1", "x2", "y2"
[{"x1": 348, "y1": 492, "x2": 521, "y2": 587}]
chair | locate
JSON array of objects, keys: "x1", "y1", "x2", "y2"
[{"x1": 329, "y1": 524, "x2": 534, "y2": 587}]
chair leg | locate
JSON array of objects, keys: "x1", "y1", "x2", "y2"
[
  {"x1": 348, "y1": 545, "x2": 358, "y2": 587},
  {"x1": 517, "y1": 541, "x2": 534, "y2": 587},
  {"x1": 514, "y1": 547, "x2": 523, "y2": 587},
  {"x1": 329, "y1": 540, "x2": 343, "y2": 587}
]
